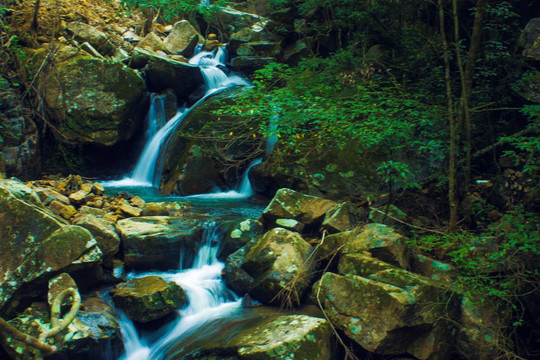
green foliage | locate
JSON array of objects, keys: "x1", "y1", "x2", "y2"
[
  {"x1": 376, "y1": 161, "x2": 419, "y2": 192},
  {"x1": 217, "y1": 49, "x2": 446, "y2": 170},
  {"x1": 500, "y1": 105, "x2": 540, "y2": 175},
  {"x1": 120, "y1": 0, "x2": 228, "y2": 20},
  {"x1": 410, "y1": 208, "x2": 540, "y2": 306}
]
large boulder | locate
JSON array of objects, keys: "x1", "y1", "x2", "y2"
[
  {"x1": 0, "y1": 179, "x2": 103, "y2": 315},
  {"x1": 321, "y1": 201, "x2": 363, "y2": 234},
  {"x1": 0, "y1": 76, "x2": 40, "y2": 179},
  {"x1": 159, "y1": 86, "x2": 257, "y2": 195},
  {"x1": 241, "y1": 227, "x2": 315, "y2": 306},
  {"x1": 163, "y1": 20, "x2": 202, "y2": 57},
  {"x1": 231, "y1": 314, "x2": 333, "y2": 360},
  {"x1": 130, "y1": 47, "x2": 203, "y2": 103},
  {"x1": 116, "y1": 216, "x2": 202, "y2": 270},
  {"x1": 261, "y1": 188, "x2": 337, "y2": 230},
  {"x1": 110, "y1": 275, "x2": 187, "y2": 323},
  {"x1": 216, "y1": 7, "x2": 270, "y2": 34},
  {"x1": 36, "y1": 45, "x2": 147, "y2": 146},
  {"x1": 314, "y1": 257, "x2": 460, "y2": 359}
]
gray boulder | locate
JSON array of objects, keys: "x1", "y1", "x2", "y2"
[
  {"x1": 262, "y1": 188, "x2": 337, "y2": 229},
  {"x1": 163, "y1": 20, "x2": 202, "y2": 57},
  {"x1": 116, "y1": 216, "x2": 202, "y2": 270}
]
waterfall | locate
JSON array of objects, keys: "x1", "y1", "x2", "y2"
[
  {"x1": 102, "y1": 47, "x2": 247, "y2": 189},
  {"x1": 118, "y1": 223, "x2": 241, "y2": 360}
]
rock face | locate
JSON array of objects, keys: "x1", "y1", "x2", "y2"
[
  {"x1": 261, "y1": 188, "x2": 337, "y2": 229},
  {"x1": 224, "y1": 227, "x2": 314, "y2": 306},
  {"x1": 159, "y1": 86, "x2": 257, "y2": 195},
  {"x1": 0, "y1": 76, "x2": 40, "y2": 179},
  {"x1": 38, "y1": 45, "x2": 147, "y2": 146},
  {"x1": 110, "y1": 276, "x2": 187, "y2": 323},
  {"x1": 116, "y1": 216, "x2": 202, "y2": 270},
  {"x1": 0, "y1": 179, "x2": 103, "y2": 315}
]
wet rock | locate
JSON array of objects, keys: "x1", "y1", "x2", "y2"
[
  {"x1": 160, "y1": 87, "x2": 256, "y2": 195},
  {"x1": 142, "y1": 201, "x2": 190, "y2": 216},
  {"x1": 0, "y1": 297, "x2": 122, "y2": 360},
  {"x1": 222, "y1": 238, "x2": 258, "y2": 296},
  {"x1": 130, "y1": 47, "x2": 203, "y2": 103},
  {"x1": 218, "y1": 219, "x2": 263, "y2": 261},
  {"x1": 321, "y1": 201, "x2": 362, "y2": 234},
  {"x1": 164, "y1": 20, "x2": 202, "y2": 57},
  {"x1": 36, "y1": 45, "x2": 147, "y2": 146},
  {"x1": 110, "y1": 275, "x2": 187, "y2": 323},
  {"x1": 66, "y1": 21, "x2": 116, "y2": 56},
  {"x1": 242, "y1": 228, "x2": 315, "y2": 306},
  {"x1": 119, "y1": 202, "x2": 142, "y2": 217},
  {"x1": 202, "y1": 33, "x2": 224, "y2": 52},
  {"x1": 73, "y1": 215, "x2": 121, "y2": 268},
  {"x1": 116, "y1": 216, "x2": 202, "y2": 270},
  {"x1": 262, "y1": 188, "x2": 337, "y2": 228},
  {"x1": 233, "y1": 315, "x2": 333, "y2": 360}
]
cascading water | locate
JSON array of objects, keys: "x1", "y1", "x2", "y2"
[
  {"x1": 103, "y1": 46, "x2": 248, "y2": 189},
  {"x1": 117, "y1": 223, "x2": 242, "y2": 360}
]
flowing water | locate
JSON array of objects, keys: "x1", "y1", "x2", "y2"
[
  {"x1": 102, "y1": 47, "x2": 248, "y2": 189},
  {"x1": 103, "y1": 47, "x2": 265, "y2": 360}
]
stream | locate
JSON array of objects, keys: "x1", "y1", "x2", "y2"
[{"x1": 102, "y1": 46, "x2": 267, "y2": 360}]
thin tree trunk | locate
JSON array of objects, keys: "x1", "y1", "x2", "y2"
[
  {"x1": 439, "y1": 0, "x2": 458, "y2": 232},
  {"x1": 462, "y1": 0, "x2": 488, "y2": 187},
  {"x1": 452, "y1": 0, "x2": 471, "y2": 188},
  {"x1": 31, "y1": 0, "x2": 40, "y2": 30}
]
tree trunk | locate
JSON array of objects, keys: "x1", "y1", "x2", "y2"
[
  {"x1": 31, "y1": 0, "x2": 40, "y2": 30},
  {"x1": 439, "y1": 0, "x2": 458, "y2": 232}
]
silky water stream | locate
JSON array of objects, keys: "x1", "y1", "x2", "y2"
[{"x1": 101, "y1": 48, "x2": 266, "y2": 359}]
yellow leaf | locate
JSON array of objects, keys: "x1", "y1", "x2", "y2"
[
  {"x1": 252, "y1": 134, "x2": 256, "y2": 138},
  {"x1": 229, "y1": 131, "x2": 233, "y2": 136}
]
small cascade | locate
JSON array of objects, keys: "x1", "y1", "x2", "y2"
[
  {"x1": 184, "y1": 158, "x2": 262, "y2": 200},
  {"x1": 102, "y1": 47, "x2": 248, "y2": 189},
  {"x1": 118, "y1": 223, "x2": 241, "y2": 360}
]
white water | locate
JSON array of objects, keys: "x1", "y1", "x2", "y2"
[
  {"x1": 118, "y1": 224, "x2": 242, "y2": 360},
  {"x1": 103, "y1": 47, "x2": 248, "y2": 189}
]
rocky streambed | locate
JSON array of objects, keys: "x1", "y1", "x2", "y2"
[{"x1": 0, "y1": 177, "x2": 500, "y2": 360}]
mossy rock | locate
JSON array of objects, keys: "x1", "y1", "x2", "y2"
[
  {"x1": 110, "y1": 275, "x2": 187, "y2": 323},
  {"x1": 38, "y1": 45, "x2": 147, "y2": 146}
]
